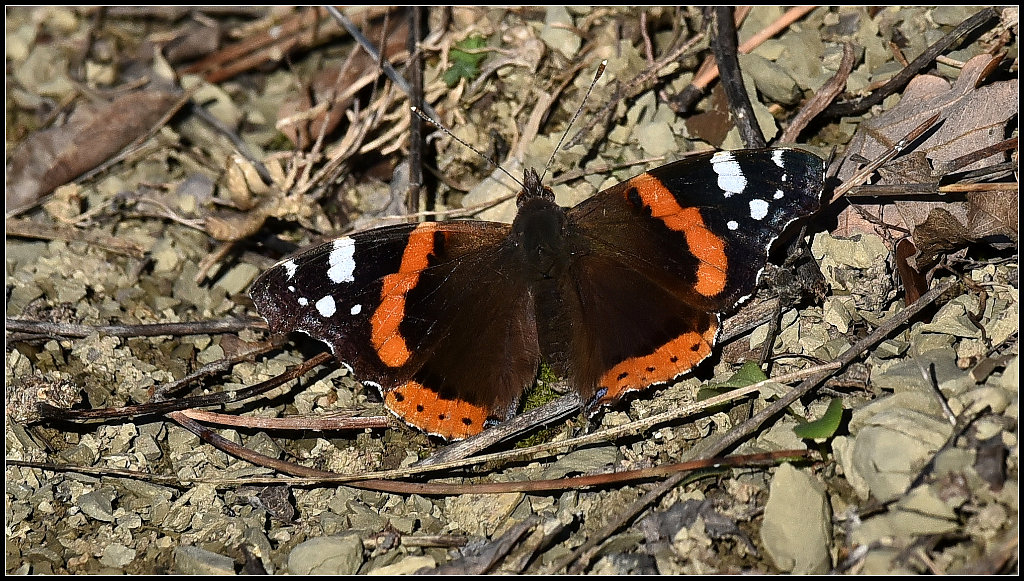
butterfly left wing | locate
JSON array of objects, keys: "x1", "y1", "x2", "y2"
[
  {"x1": 250, "y1": 221, "x2": 542, "y2": 439},
  {"x1": 559, "y1": 148, "x2": 825, "y2": 403}
]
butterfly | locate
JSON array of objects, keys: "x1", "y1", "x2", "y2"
[{"x1": 250, "y1": 148, "x2": 824, "y2": 439}]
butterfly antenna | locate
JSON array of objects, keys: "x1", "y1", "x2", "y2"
[
  {"x1": 410, "y1": 106, "x2": 525, "y2": 190},
  {"x1": 538, "y1": 59, "x2": 608, "y2": 183}
]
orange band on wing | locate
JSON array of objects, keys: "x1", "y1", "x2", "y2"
[
  {"x1": 385, "y1": 381, "x2": 490, "y2": 440},
  {"x1": 630, "y1": 173, "x2": 728, "y2": 297},
  {"x1": 598, "y1": 319, "x2": 719, "y2": 402},
  {"x1": 371, "y1": 223, "x2": 438, "y2": 367}
]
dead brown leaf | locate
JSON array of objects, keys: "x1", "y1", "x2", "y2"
[
  {"x1": 161, "y1": 19, "x2": 224, "y2": 64},
  {"x1": 910, "y1": 207, "x2": 973, "y2": 271},
  {"x1": 909, "y1": 189, "x2": 1018, "y2": 271},
  {"x1": 966, "y1": 189, "x2": 1018, "y2": 243},
  {"x1": 837, "y1": 54, "x2": 1016, "y2": 184},
  {"x1": 5, "y1": 88, "x2": 180, "y2": 215},
  {"x1": 834, "y1": 53, "x2": 1018, "y2": 245},
  {"x1": 895, "y1": 238, "x2": 928, "y2": 305},
  {"x1": 685, "y1": 84, "x2": 733, "y2": 148}
]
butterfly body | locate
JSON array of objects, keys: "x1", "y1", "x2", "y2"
[{"x1": 250, "y1": 148, "x2": 825, "y2": 439}]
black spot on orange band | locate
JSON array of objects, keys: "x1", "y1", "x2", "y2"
[
  {"x1": 597, "y1": 319, "x2": 719, "y2": 402},
  {"x1": 384, "y1": 380, "x2": 490, "y2": 440}
]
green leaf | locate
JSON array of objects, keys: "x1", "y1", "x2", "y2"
[
  {"x1": 696, "y1": 361, "x2": 767, "y2": 410},
  {"x1": 718, "y1": 361, "x2": 769, "y2": 388},
  {"x1": 793, "y1": 398, "x2": 844, "y2": 440},
  {"x1": 442, "y1": 35, "x2": 488, "y2": 87}
]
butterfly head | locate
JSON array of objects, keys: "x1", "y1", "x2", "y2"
[{"x1": 517, "y1": 167, "x2": 555, "y2": 208}]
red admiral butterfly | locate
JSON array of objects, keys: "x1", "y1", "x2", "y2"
[{"x1": 250, "y1": 148, "x2": 825, "y2": 439}]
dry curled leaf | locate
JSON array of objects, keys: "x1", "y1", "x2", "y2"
[
  {"x1": 911, "y1": 207, "x2": 973, "y2": 271},
  {"x1": 910, "y1": 189, "x2": 1018, "y2": 272},
  {"x1": 895, "y1": 238, "x2": 928, "y2": 305},
  {"x1": 204, "y1": 206, "x2": 271, "y2": 242}
]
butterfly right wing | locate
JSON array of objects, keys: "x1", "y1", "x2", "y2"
[{"x1": 556, "y1": 148, "x2": 825, "y2": 404}]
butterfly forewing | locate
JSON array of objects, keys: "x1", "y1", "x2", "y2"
[{"x1": 569, "y1": 148, "x2": 824, "y2": 311}]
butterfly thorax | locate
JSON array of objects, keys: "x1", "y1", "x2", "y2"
[
  {"x1": 510, "y1": 190, "x2": 570, "y2": 281},
  {"x1": 508, "y1": 169, "x2": 577, "y2": 378}
]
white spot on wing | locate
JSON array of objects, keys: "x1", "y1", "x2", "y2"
[
  {"x1": 315, "y1": 295, "x2": 337, "y2": 317},
  {"x1": 727, "y1": 220, "x2": 739, "y2": 230},
  {"x1": 749, "y1": 199, "x2": 770, "y2": 221},
  {"x1": 711, "y1": 151, "x2": 746, "y2": 196},
  {"x1": 772, "y1": 149, "x2": 785, "y2": 168},
  {"x1": 283, "y1": 260, "x2": 297, "y2": 279},
  {"x1": 327, "y1": 237, "x2": 357, "y2": 283},
  {"x1": 350, "y1": 304, "x2": 362, "y2": 316},
  {"x1": 774, "y1": 189, "x2": 784, "y2": 199},
  {"x1": 298, "y1": 297, "x2": 308, "y2": 306}
]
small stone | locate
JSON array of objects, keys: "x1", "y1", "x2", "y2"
[
  {"x1": 214, "y1": 263, "x2": 260, "y2": 296},
  {"x1": 287, "y1": 535, "x2": 364, "y2": 575},
  {"x1": 78, "y1": 487, "x2": 116, "y2": 522},
  {"x1": 540, "y1": 6, "x2": 580, "y2": 59},
  {"x1": 760, "y1": 464, "x2": 832, "y2": 574},
  {"x1": 100, "y1": 543, "x2": 136, "y2": 568},
  {"x1": 635, "y1": 120, "x2": 675, "y2": 157},
  {"x1": 367, "y1": 555, "x2": 436, "y2": 575},
  {"x1": 174, "y1": 545, "x2": 236, "y2": 575}
]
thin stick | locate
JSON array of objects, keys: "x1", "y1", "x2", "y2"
[
  {"x1": 708, "y1": 6, "x2": 765, "y2": 148},
  {"x1": 780, "y1": 42, "x2": 856, "y2": 144},
  {"x1": 36, "y1": 351, "x2": 332, "y2": 421},
  {"x1": 672, "y1": 6, "x2": 814, "y2": 113},
  {"x1": 5, "y1": 317, "x2": 263, "y2": 339},
  {"x1": 825, "y1": 8, "x2": 999, "y2": 118},
  {"x1": 829, "y1": 112, "x2": 942, "y2": 203},
  {"x1": 701, "y1": 279, "x2": 957, "y2": 457},
  {"x1": 178, "y1": 408, "x2": 393, "y2": 431},
  {"x1": 567, "y1": 33, "x2": 704, "y2": 148},
  {"x1": 326, "y1": 6, "x2": 441, "y2": 122},
  {"x1": 5, "y1": 218, "x2": 146, "y2": 259}
]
